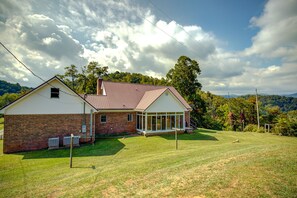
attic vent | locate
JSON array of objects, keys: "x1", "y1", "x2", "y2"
[
  {"x1": 51, "y1": 88, "x2": 59, "y2": 98},
  {"x1": 48, "y1": 137, "x2": 59, "y2": 149},
  {"x1": 165, "y1": 92, "x2": 169, "y2": 96}
]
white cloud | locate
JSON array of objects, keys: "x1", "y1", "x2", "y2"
[{"x1": 0, "y1": 0, "x2": 296, "y2": 95}]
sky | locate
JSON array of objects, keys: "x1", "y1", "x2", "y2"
[{"x1": 0, "y1": 0, "x2": 297, "y2": 95}]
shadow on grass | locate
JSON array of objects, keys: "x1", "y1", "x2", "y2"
[
  {"x1": 160, "y1": 131, "x2": 218, "y2": 141},
  {"x1": 196, "y1": 128, "x2": 219, "y2": 133},
  {"x1": 19, "y1": 138, "x2": 125, "y2": 160}
]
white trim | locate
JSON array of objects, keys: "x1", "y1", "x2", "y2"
[{"x1": 97, "y1": 109, "x2": 134, "y2": 112}]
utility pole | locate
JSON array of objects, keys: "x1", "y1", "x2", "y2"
[{"x1": 255, "y1": 89, "x2": 260, "y2": 130}]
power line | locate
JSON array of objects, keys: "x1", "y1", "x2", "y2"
[
  {"x1": 0, "y1": 42, "x2": 79, "y2": 97},
  {"x1": 135, "y1": 7, "x2": 199, "y2": 58},
  {"x1": 0, "y1": 42, "x2": 45, "y2": 83},
  {"x1": 148, "y1": 0, "x2": 194, "y2": 39}
]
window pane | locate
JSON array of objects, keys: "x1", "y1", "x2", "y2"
[
  {"x1": 152, "y1": 116, "x2": 156, "y2": 131},
  {"x1": 157, "y1": 116, "x2": 161, "y2": 130},
  {"x1": 139, "y1": 115, "x2": 142, "y2": 130},
  {"x1": 166, "y1": 116, "x2": 171, "y2": 130},
  {"x1": 161, "y1": 116, "x2": 166, "y2": 130},
  {"x1": 101, "y1": 115, "x2": 106, "y2": 123},
  {"x1": 180, "y1": 115, "x2": 183, "y2": 128},
  {"x1": 143, "y1": 115, "x2": 146, "y2": 131},
  {"x1": 137, "y1": 115, "x2": 140, "y2": 129},
  {"x1": 147, "y1": 116, "x2": 152, "y2": 131},
  {"x1": 176, "y1": 116, "x2": 180, "y2": 129},
  {"x1": 170, "y1": 116, "x2": 175, "y2": 129}
]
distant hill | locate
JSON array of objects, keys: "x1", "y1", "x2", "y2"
[
  {"x1": 220, "y1": 94, "x2": 239, "y2": 98},
  {"x1": 239, "y1": 94, "x2": 297, "y2": 112},
  {"x1": 0, "y1": 80, "x2": 32, "y2": 96},
  {"x1": 285, "y1": 93, "x2": 297, "y2": 98}
]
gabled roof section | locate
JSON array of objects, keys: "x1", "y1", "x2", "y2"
[
  {"x1": 135, "y1": 88, "x2": 167, "y2": 111},
  {"x1": 83, "y1": 81, "x2": 191, "y2": 111},
  {"x1": 0, "y1": 76, "x2": 96, "y2": 113}
]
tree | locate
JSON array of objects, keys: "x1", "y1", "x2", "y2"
[
  {"x1": 166, "y1": 56, "x2": 205, "y2": 126},
  {"x1": 167, "y1": 56, "x2": 201, "y2": 96},
  {"x1": 64, "y1": 64, "x2": 78, "y2": 90}
]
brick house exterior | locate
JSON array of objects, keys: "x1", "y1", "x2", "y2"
[{"x1": 1, "y1": 76, "x2": 192, "y2": 153}]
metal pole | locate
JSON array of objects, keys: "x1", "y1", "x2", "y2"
[
  {"x1": 70, "y1": 134, "x2": 73, "y2": 168},
  {"x1": 255, "y1": 89, "x2": 260, "y2": 130}
]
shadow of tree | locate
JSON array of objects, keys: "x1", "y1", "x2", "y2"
[
  {"x1": 160, "y1": 132, "x2": 218, "y2": 141},
  {"x1": 196, "y1": 128, "x2": 220, "y2": 133},
  {"x1": 18, "y1": 138, "x2": 125, "y2": 159}
]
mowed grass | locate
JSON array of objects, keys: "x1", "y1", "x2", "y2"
[{"x1": 0, "y1": 129, "x2": 297, "y2": 197}]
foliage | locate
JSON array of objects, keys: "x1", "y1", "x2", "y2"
[
  {"x1": 58, "y1": 62, "x2": 167, "y2": 94},
  {"x1": 166, "y1": 56, "x2": 205, "y2": 126},
  {"x1": 273, "y1": 110, "x2": 297, "y2": 136},
  {"x1": 0, "y1": 93, "x2": 21, "y2": 108},
  {"x1": 0, "y1": 80, "x2": 31, "y2": 96},
  {"x1": 244, "y1": 124, "x2": 258, "y2": 132},
  {"x1": 241, "y1": 95, "x2": 297, "y2": 112}
]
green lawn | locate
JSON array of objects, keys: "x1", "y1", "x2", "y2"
[{"x1": 1, "y1": 129, "x2": 297, "y2": 197}]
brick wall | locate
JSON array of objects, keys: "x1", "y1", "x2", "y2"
[
  {"x1": 95, "y1": 112, "x2": 137, "y2": 135},
  {"x1": 185, "y1": 111, "x2": 190, "y2": 127},
  {"x1": 4, "y1": 114, "x2": 95, "y2": 153}
]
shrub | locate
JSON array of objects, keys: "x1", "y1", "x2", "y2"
[
  {"x1": 244, "y1": 124, "x2": 258, "y2": 132},
  {"x1": 257, "y1": 127, "x2": 265, "y2": 133}
]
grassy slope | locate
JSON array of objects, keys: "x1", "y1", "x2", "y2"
[{"x1": 0, "y1": 129, "x2": 297, "y2": 197}]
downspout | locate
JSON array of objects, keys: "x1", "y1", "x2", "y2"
[{"x1": 90, "y1": 109, "x2": 93, "y2": 141}]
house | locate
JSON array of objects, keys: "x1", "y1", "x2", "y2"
[{"x1": 0, "y1": 76, "x2": 192, "y2": 153}]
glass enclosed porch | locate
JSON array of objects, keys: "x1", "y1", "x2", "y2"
[{"x1": 136, "y1": 112, "x2": 185, "y2": 133}]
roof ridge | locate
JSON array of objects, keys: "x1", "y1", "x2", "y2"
[{"x1": 103, "y1": 80, "x2": 169, "y2": 87}]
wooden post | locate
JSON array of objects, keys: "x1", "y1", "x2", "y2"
[
  {"x1": 70, "y1": 134, "x2": 73, "y2": 168},
  {"x1": 174, "y1": 128, "x2": 178, "y2": 150}
]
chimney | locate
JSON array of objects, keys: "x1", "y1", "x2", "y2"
[{"x1": 97, "y1": 77, "x2": 103, "y2": 95}]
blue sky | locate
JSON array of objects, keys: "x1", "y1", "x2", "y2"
[
  {"x1": 0, "y1": 0, "x2": 296, "y2": 95},
  {"x1": 144, "y1": 0, "x2": 265, "y2": 50}
]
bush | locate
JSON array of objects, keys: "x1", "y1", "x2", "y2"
[
  {"x1": 273, "y1": 118, "x2": 297, "y2": 136},
  {"x1": 244, "y1": 124, "x2": 258, "y2": 132},
  {"x1": 257, "y1": 127, "x2": 265, "y2": 133}
]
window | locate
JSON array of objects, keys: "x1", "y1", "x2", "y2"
[
  {"x1": 51, "y1": 88, "x2": 59, "y2": 98},
  {"x1": 128, "y1": 114, "x2": 133, "y2": 122},
  {"x1": 100, "y1": 115, "x2": 107, "y2": 123}
]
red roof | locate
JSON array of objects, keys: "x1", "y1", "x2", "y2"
[{"x1": 84, "y1": 81, "x2": 191, "y2": 111}]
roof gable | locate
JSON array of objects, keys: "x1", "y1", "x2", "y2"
[
  {"x1": 0, "y1": 76, "x2": 96, "y2": 114},
  {"x1": 84, "y1": 81, "x2": 191, "y2": 111}
]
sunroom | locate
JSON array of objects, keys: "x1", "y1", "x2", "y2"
[{"x1": 135, "y1": 88, "x2": 189, "y2": 135}]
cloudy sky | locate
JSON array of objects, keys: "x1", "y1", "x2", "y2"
[{"x1": 0, "y1": 0, "x2": 296, "y2": 95}]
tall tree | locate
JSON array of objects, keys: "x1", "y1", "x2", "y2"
[
  {"x1": 64, "y1": 64, "x2": 78, "y2": 90},
  {"x1": 166, "y1": 56, "x2": 201, "y2": 96},
  {"x1": 166, "y1": 56, "x2": 205, "y2": 126}
]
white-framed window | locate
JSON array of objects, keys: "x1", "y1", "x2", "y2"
[
  {"x1": 100, "y1": 115, "x2": 107, "y2": 123},
  {"x1": 128, "y1": 113, "x2": 133, "y2": 122},
  {"x1": 51, "y1": 88, "x2": 59, "y2": 98}
]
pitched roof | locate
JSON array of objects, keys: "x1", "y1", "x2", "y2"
[
  {"x1": 84, "y1": 81, "x2": 191, "y2": 111},
  {"x1": 135, "y1": 88, "x2": 167, "y2": 111}
]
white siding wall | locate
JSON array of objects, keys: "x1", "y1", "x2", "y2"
[
  {"x1": 146, "y1": 91, "x2": 186, "y2": 112},
  {"x1": 5, "y1": 79, "x2": 93, "y2": 115}
]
